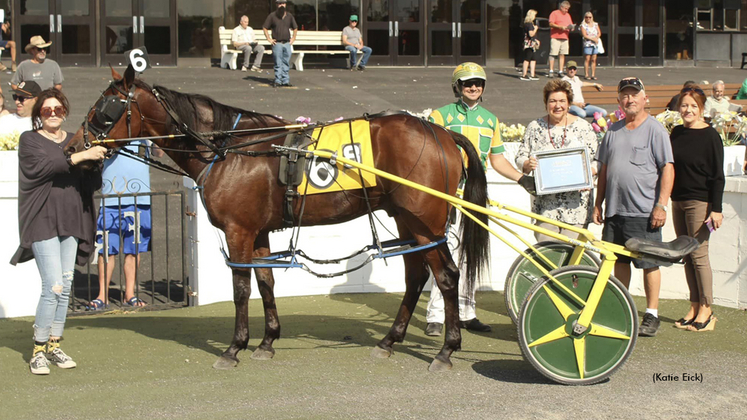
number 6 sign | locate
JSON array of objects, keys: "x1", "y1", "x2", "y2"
[{"x1": 125, "y1": 47, "x2": 151, "y2": 72}]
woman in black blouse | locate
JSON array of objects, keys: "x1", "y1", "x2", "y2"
[
  {"x1": 10, "y1": 89, "x2": 107, "y2": 374},
  {"x1": 670, "y1": 85, "x2": 724, "y2": 332}
]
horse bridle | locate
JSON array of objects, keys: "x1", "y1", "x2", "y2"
[{"x1": 82, "y1": 81, "x2": 140, "y2": 150}]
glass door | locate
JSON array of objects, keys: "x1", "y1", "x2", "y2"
[
  {"x1": 101, "y1": 0, "x2": 175, "y2": 67},
  {"x1": 365, "y1": 0, "x2": 424, "y2": 66},
  {"x1": 615, "y1": 0, "x2": 662, "y2": 66},
  {"x1": 456, "y1": 0, "x2": 483, "y2": 63},
  {"x1": 53, "y1": 0, "x2": 95, "y2": 66},
  {"x1": 427, "y1": 0, "x2": 483, "y2": 66}
]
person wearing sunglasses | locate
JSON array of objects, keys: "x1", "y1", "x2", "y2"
[
  {"x1": 10, "y1": 35, "x2": 63, "y2": 92},
  {"x1": 593, "y1": 77, "x2": 675, "y2": 338},
  {"x1": 10, "y1": 88, "x2": 108, "y2": 374},
  {"x1": 0, "y1": 80, "x2": 40, "y2": 137},
  {"x1": 669, "y1": 85, "x2": 724, "y2": 332},
  {"x1": 666, "y1": 80, "x2": 695, "y2": 111},
  {"x1": 424, "y1": 62, "x2": 535, "y2": 337}
]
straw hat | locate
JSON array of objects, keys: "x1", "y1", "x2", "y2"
[{"x1": 25, "y1": 35, "x2": 52, "y2": 53}]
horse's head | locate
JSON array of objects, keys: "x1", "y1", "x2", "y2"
[{"x1": 66, "y1": 66, "x2": 155, "y2": 169}]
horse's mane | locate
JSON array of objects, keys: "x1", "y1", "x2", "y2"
[{"x1": 131, "y1": 79, "x2": 286, "y2": 145}]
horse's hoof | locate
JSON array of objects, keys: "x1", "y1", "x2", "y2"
[
  {"x1": 370, "y1": 345, "x2": 393, "y2": 359},
  {"x1": 428, "y1": 358, "x2": 453, "y2": 372},
  {"x1": 212, "y1": 356, "x2": 239, "y2": 370},
  {"x1": 250, "y1": 347, "x2": 275, "y2": 360}
]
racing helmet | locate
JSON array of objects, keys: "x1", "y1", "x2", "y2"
[{"x1": 452, "y1": 62, "x2": 487, "y2": 98}]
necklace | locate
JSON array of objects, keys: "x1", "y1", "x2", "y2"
[
  {"x1": 546, "y1": 115, "x2": 568, "y2": 149},
  {"x1": 41, "y1": 129, "x2": 64, "y2": 143}
]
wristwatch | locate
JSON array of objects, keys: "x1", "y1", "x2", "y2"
[{"x1": 655, "y1": 203, "x2": 668, "y2": 212}]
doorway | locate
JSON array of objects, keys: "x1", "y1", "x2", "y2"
[
  {"x1": 100, "y1": 0, "x2": 176, "y2": 67},
  {"x1": 614, "y1": 0, "x2": 663, "y2": 66},
  {"x1": 427, "y1": 0, "x2": 485, "y2": 66},
  {"x1": 364, "y1": 0, "x2": 425, "y2": 66}
]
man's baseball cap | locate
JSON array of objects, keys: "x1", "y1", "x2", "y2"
[
  {"x1": 566, "y1": 60, "x2": 578, "y2": 69},
  {"x1": 618, "y1": 77, "x2": 646, "y2": 93},
  {"x1": 12, "y1": 81, "x2": 42, "y2": 98},
  {"x1": 350, "y1": 15, "x2": 359, "y2": 21}
]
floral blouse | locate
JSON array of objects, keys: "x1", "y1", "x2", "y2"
[{"x1": 515, "y1": 117, "x2": 599, "y2": 225}]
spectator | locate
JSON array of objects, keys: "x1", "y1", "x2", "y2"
[
  {"x1": 263, "y1": 0, "x2": 298, "y2": 88},
  {"x1": 89, "y1": 140, "x2": 164, "y2": 310},
  {"x1": 11, "y1": 36, "x2": 63, "y2": 91},
  {"x1": 666, "y1": 80, "x2": 695, "y2": 111},
  {"x1": 519, "y1": 9, "x2": 540, "y2": 81},
  {"x1": 547, "y1": 1, "x2": 574, "y2": 78},
  {"x1": 580, "y1": 11, "x2": 601, "y2": 80},
  {"x1": 562, "y1": 60, "x2": 607, "y2": 118},
  {"x1": 342, "y1": 15, "x2": 372, "y2": 71},
  {"x1": 736, "y1": 77, "x2": 747, "y2": 99},
  {"x1": 0, "y1": 20, "x2": 17, "y2": 72},
  {"x1": 593, "y1": 77, "x2": 675, "y2": 338},
  {"x1": 0, "y1": 81, "x2": 40, "y2": 136},
  {"x1": 704, "y1": 80, "x2": 742, "y2": 118},
  {"x1": 424, "y1": 62, "x2": 535, "y2": 337},
  {"x1": 10, "y1": 88, "x2": 108, "y2": 374},
  {"x1": 516, "y1": 79, "x2": 599, "y2": 241},
  {"x1": 232, "y1": 15, "x2": 265, "y2": 72},
  {"x1": 670, "y1": 85, "x2": 724, "y2": 332}
]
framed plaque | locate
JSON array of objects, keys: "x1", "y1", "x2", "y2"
[{"x1": 533, "y1": 147, "x2": 593, "y2": 195}]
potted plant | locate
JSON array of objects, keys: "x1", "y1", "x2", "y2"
[
  {"x1": 710, "y1": 111, "x2": 746, "y2": 176},
  {"x1": 0, "y1": 131, "x2": 21, "y2": 183}
]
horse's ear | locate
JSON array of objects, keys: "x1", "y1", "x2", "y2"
[
  {"x1": 110, "y1": 64, "x2": 122, "y2": 81},
  {"x1": 122, "y1": 64, "x2": 136, "y2": 90}
]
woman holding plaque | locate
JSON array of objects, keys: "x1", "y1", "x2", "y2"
[
  {"x1": 670, "y1": 85, "x2": 724, "y2": 332},
  {"x1": 515, "y1": 79, "x2": 598, "y2": 242}
]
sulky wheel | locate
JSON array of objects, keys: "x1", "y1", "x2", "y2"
[
  {"x1": 517, "y1": 266, "x2": 638, "y2": 385},
  {"x1": 504, "y1": 242, "x2": 600, "y2": 324}
]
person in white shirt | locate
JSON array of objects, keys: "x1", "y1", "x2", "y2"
[
  {"x1": 561, "y1": 61, "x2": 606, "y2": 118},
  {"x1": 232, "y1": 15, "x2": 265, "y2": 72},
  {"x1": 0, "y1": 80, "x2": 39, "y2": 137},
  {"x1": 704, "y1": 80, "x2": 742, "y2": 118}
]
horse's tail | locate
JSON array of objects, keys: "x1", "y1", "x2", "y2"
[{"x1": 447, "y1": 131, "x2": 490, "y2": 291}]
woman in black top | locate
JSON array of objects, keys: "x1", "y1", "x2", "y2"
[
  {"x1": 10, "y1": 89, "x2": 107, "y2": 374},
  {"x1": 519, "y1": 9, "x2": 539, "y2": 81},
  {"x1": 670, "y1": 85, "x2": 724, "y2": 332}
]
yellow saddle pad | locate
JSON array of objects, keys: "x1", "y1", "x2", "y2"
[{"x1": 300, "y1": 120, "x2": 377, "y2": 195}]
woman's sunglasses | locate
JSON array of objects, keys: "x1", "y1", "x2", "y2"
[
  {"x1": 12, "y1": 95, "x2": 30, "y2": 103},
  {"x1": 681, "y1": 87, "x2": 705, "y2": 96},
  {"x1": 40, "y1": 106, "x2": 67, "y2": 118}
]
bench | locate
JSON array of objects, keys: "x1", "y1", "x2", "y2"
[
  {"x1": 219, "y1": 27, "x2": 347, "y2": 72},
  {"x1": 581, "y1": 83, "x2": 746, "y2": 116}
]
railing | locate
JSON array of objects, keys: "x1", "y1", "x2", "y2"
[{"x1": 69, "y1": 190, "x2": 190, "y2": 313}]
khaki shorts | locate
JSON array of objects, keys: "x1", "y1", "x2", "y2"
[{"x1": 550, "y1": 38, "x2": 569, "y2": 56}]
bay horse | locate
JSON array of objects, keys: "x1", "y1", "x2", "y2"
[{"x1": 66, "y1": 67, "x2": 490, "y2": 371}]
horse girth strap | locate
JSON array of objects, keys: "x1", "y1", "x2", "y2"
[{"x1": 152, "y1": 88, "x2": 225, "y2": 159}]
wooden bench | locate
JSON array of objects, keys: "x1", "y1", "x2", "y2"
[
  {"x1": 581, "y1": 83, "x2": 746, "y2": 116},
  {"x1": 219, "y1": 27, "x2": 347, "y2": 71}
]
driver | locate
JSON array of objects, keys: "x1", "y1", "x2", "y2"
[{"x1": 425, "y1": 62, "x2": 535, "y2": 336}]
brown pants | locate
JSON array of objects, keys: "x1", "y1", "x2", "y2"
[{"x1": 672, "y1": 200, "x2": 713, "y2": 305}]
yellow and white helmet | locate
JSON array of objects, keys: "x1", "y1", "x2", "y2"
[{"x1": 452, "y1": 62, "x2": 487, "y2": 98}]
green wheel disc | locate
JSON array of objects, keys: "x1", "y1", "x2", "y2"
[
  {"x1": 504, "y1": 242, "x2": 600, "y2": 325},
  {"x1": 517, "y1": 266, "x2": 638, "y2": 385}
]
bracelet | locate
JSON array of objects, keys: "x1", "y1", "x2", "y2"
[{"x1": 66, "y1": 154, "x2": 75, "y2": 167}]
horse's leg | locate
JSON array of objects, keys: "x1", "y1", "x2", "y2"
[
  {"x1": 250, "y1": 233, "x2": 280, "y2": 360},
  {"x1": 213, "y1": 231, "x2": 256, "y2": 370},
  {"x1": 422, "y1": 244, "x2": 461, "y2": 372},
  {"x1": 371, "y1": 224, "x2": 431, "y2": 359}
]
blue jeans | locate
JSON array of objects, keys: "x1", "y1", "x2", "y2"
[
  {"x1": 569, "y1": 104, "x2": 608, "y2": 119},
  {"x1": 31, "y1": 236, "x2": 79, "y2": 342},
  {"x1": 345, "y1": 45, "x2": 372, "y2": 68},
  {"x1": 272, "y1": 42, "x2": 292, "y2": 85}
]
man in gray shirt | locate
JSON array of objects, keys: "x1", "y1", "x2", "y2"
[
  {"x1": 11, "y1": 36, "x2": 63, "y2": 91},
  {"x1": 342, "y1": 15, "x2": 372, "y2": 71},
  {"x1": 593, "y1": 77, "x2": 674, "y2": 338}
]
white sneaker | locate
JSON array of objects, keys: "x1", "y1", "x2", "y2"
[
  {"x1": 241, "y1": 66, "x2": 248, "y2": 72},
  {"x1": 46, "y1": 342, "x2": 77, "y2": 369},
  {"x1": 251, "y1": 66, "x2": 260, "y2": 72},
  {"x1": 529, "y1": 76, "x2": 539, "y2": 81},
  {"x1": 30, "y1": 347, "x2": 50, "y2": 375},
  {"x1": 520, "y1": 76, "x2": 531, "y2": 81},
  {"x1": 546, "y1": 71, "x2": 554, "y2": 78}
]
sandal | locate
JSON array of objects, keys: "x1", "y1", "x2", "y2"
[
  {"x1": 87, "y1": 299, "x2": 108, "y2": 311},
  {"x1": 591, "y1": 76, "x2": 598, "y2": 80},
  {"x1": 674, "y1": 317, "x2": 694, "y2": 329},
  {"x1": 688, "y1": 314, "x2": 716, "y2": 332},
  {"x1": 125, "y1": 297, "x2": 147, "y2": 307}
]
